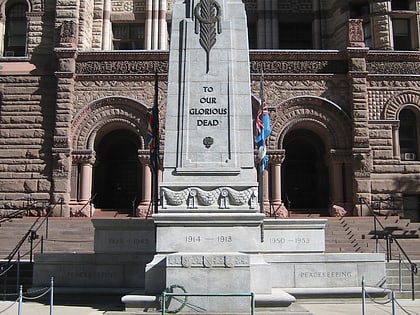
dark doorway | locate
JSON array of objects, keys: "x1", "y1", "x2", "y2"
[
  {"x1": 93, "y1": 130, "x2": 141, "y2": 211},
  {"x1": 282, "y1": 129, "x2": 330, "y2": 214}
]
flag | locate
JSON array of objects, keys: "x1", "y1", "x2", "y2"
[
  {"x1": 147, "y1": 73, "x2": 160, "y2": 174},
  {"x1": 255, "y1": 100, "x2": 271, "y2": 172}
]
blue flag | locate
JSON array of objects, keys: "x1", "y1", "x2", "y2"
[{"x1": 255, "y1": 101, "x2": 271, "y2": 172}]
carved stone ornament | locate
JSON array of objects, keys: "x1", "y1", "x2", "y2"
[
  {"x1": 194, "y1": 0, "x2": 222, "y2": 73},
  {"x1": 348, "y1": 19, "x2": 365, "y2": 47},
  {"x1": 161, "y1": 186, "x2": 258, "y2": 209},
  {"x1": 354, "y1": 153, "x2": 372, "y2": 177},
  {"x1": 60, "y1": 20, "x2": 77, "y2": 48},
  {"x1": 203, "y1": 136, "x2": 214, "y2": 148}
]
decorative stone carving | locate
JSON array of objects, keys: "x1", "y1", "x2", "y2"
[
  {"x1": 72, "y1": 150, "x2": 96, "y2": 164},
  {"x1": 60, "y1": 20, "x2": 77, "y2": 48},
  {"x1": 53, "y1": 152, "x2": 70, "y2": 176},
  {"x1": 76, "y1": 60, "x2": 168, "y2": 75},
  {"x1": 329, "y1": 204, "x2": 347, "y2": 217},
  {"x1": 348, "y1": 19, "x2": 365, "y2": 48},
  {"x1": 367, "y1": 61, "x2": 420, "y2": 75},
  {"x1": 194, "y1": 0, "x2": 222, "y2": 73},
  {"x1": 354, "y1": 152, "x2": 372, "y2": 177},
  {"x1": 161, "y1": 187, "x2": 258, "y2": 209}
]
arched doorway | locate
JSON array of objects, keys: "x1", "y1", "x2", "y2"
[
  {"x1": 282, "y1": 129, "x2": 330, "y2": 215},
  {"x1": 93, "y1": 130, "x2": 141, "y2": 212}
]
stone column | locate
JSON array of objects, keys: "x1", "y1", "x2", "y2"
[
  {"x1": 158, "y1": 0, "x2": 168, "y2": 49},
  {"x1": 145, "y1": 0, "x2": 153, "y2": 50},
  {"x1": 312, "y1": 0, "x2": 321, "y2": 49},
  {"x1": 139, "y1": 155, "x2": 152, "y2": 207},
  {"x1": 102, "y1": 0, "x2": 112, "y2": 49},
  {"x1": 136, "y1": 155, "x2": 152, "y2": 217},
  {"x1": 152, "y1": 0, "x2": 160, "y2": 49},
  {"x1": 328, "y1": 153, "x2": 344, "y2": 205},
  {"x1": 392, "y1": 121, "x2": 400, "y2": 159},
  {"x1": 269, "y1": 150, "x2": 285, "y2": 206},
  {"x1": 257, "y1": 0, "x2": 266, "y2": 48},
  {"x1": 79, "y1": 154, "x2": 95, "y2": 202},
  {"x1": 270, "y1": 0, "x2": 278, "y2": 48}
]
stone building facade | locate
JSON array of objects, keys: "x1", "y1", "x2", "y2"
[{"x1": 0, "y1": 0, "x2": 419, "y2": 220}]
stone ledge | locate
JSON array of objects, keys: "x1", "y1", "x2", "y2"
[{"x1": 283, "y1": 287, "x2": 390, "y2": 298}]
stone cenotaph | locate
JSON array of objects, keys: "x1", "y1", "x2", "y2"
[{"x1": 145, "y1": 0, "x2": 265, "y2": 312}]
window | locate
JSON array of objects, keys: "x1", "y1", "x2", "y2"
[
  {"x1": 278, "y1": 23, "x2": 312, "y2": 49},
  {"x1": 399, "y1": 108, "x2": 418, "y2": 160},
  {"x1": 112, "y1": 24, "x2": 145, "y2": 50},
  {"x1": 349, "y1": 2, "x2": 370, "y2": 18},
  {"x1": 363, "y1": 22, "x2": 372, "y2": 47},
  {"x1": 4, "y1": 3, "x2": 28, "y2": 57},
  {"x1": 391, "y1": 0, "x2": 410, "y2": 10},
  {"x1": 392, "y1": 19, "x2": 411, "y2": 50},
  {"x1": 247, "y1": 22, "x2": 257, "y2": 49}
]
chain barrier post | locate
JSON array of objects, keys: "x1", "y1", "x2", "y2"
[
  {"x1": 18, "y1": 285, "x2": 22, "y2": 315},
  {"x1": 411, "y1": 263, "x2": 416, "y2": 301},
  {"x1": 161, "y1": 291, "x2": 166, "y2": 315},
  {"x1": 398, "y1": 254, "x2": 402, "y2": 292},
  {"x1": 50, "y1": 277, "x2": 54, "y2": 315},
  {"x1": 391, "y1": 290, "x2": 395, "y2": 315},
  {"x1": 361, "y1": 277, "x2": 365, "y2": 315}
]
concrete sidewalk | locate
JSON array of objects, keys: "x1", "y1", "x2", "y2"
[{"x1": 1, "y1": 299, "x2": 419, "y2": 315}]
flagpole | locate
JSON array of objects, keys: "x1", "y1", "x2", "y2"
[
  {"x1": 259, "y1": 71, "x2": 264, "y2": 242},
  {"x1": 153, "y1": 71, "x2": 159, "y2": 214}
]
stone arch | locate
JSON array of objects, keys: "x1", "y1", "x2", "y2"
[
  {"x1": 0, "y1": 0, "x2": 32, "y2": 16},
  {"x1": 383, "y1": 91, "x2": 420, "y2": 120},
  {"x1": 71, "y1": 96, "x2": 150, "y2": 151},
  {"x1": 269, "y1": 96, "x2": 352, "y2": 151}
]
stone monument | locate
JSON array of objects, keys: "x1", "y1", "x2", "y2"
[
  {"x1": 144, "y1": 0, "x2": 265, "y2": 312},
  {"x1": 31, "y1": 0, "x2": 388, "y2": 313}
]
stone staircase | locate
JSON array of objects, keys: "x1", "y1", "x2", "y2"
[
  {"x1": 325, "y1": 216, "x2": 420, "y2": 299},
  {"x1": 385, "y1": 261, "x2": 420, "y2": 299},
  {"x1": 1, "y1": 214, "x2": 419, "y2": 302},
  {"x1": 325, "y1": 216, "x2": 420, "y2": 260},
  {"x1": 0, "y1": 217, "x2": 95, "y2": 259}
]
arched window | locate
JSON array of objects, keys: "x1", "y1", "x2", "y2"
[
  {"x1": 399, "y1": 108, "x2": 419, "y2": 161},
  {"x1": 4, "y1": 2, "x2": 28, "y2": 57}
]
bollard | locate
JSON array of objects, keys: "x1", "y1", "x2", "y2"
[
  {"x1": 50, "y1": 277, "x2": 54, "y2": 315},
  {"x1": 18, "y1": 285, "x2": 22, "y2": 315},
  {"x1": 361, "y1": 277, "x2": 365, "y2": 315}
]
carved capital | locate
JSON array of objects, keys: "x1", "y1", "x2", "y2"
[
  {"x1": 72, "y1": 150, "x2": 96, "y2": 164},
  {"x1": 269, "y1": 150, "x2": 285, "y2": 164}
]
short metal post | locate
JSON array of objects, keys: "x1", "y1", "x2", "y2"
[
  {"x1": 391, "y1": 290, "x2": 396, "y2": 315},
  {"x1": 361, "y1": 277, "x2": 366, "y2": 315},
  {"x1": 16, "y1": 252, "x2": 20, "y2": 294},
  {"x1": 29, "y1": 232, "x2": 34, "y2": 263},
  {"x1": 41, "y1": 235, "x2": 44, "y2": 254},
  {"x1": 251, "y1": 292, "x2": 255, "y2": 315},
  {"x1": 18, "y1": 285, "x2": 22, "y2": 315},
  {"x1": 161, "y1": 291, "x2": 166, "y2": 315},
  {"x1": 50, "y1": 277, "x2": 54, "y2": 315},
  {"x1": 411, "y1": 263, "x2": 416, "y2": 301},
  {"x1": 398, "y1": 254, "x2": 402, "y2": 292},
  {"x1": 46, "y1": 214, "x2": 49, "y2": 239}
]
